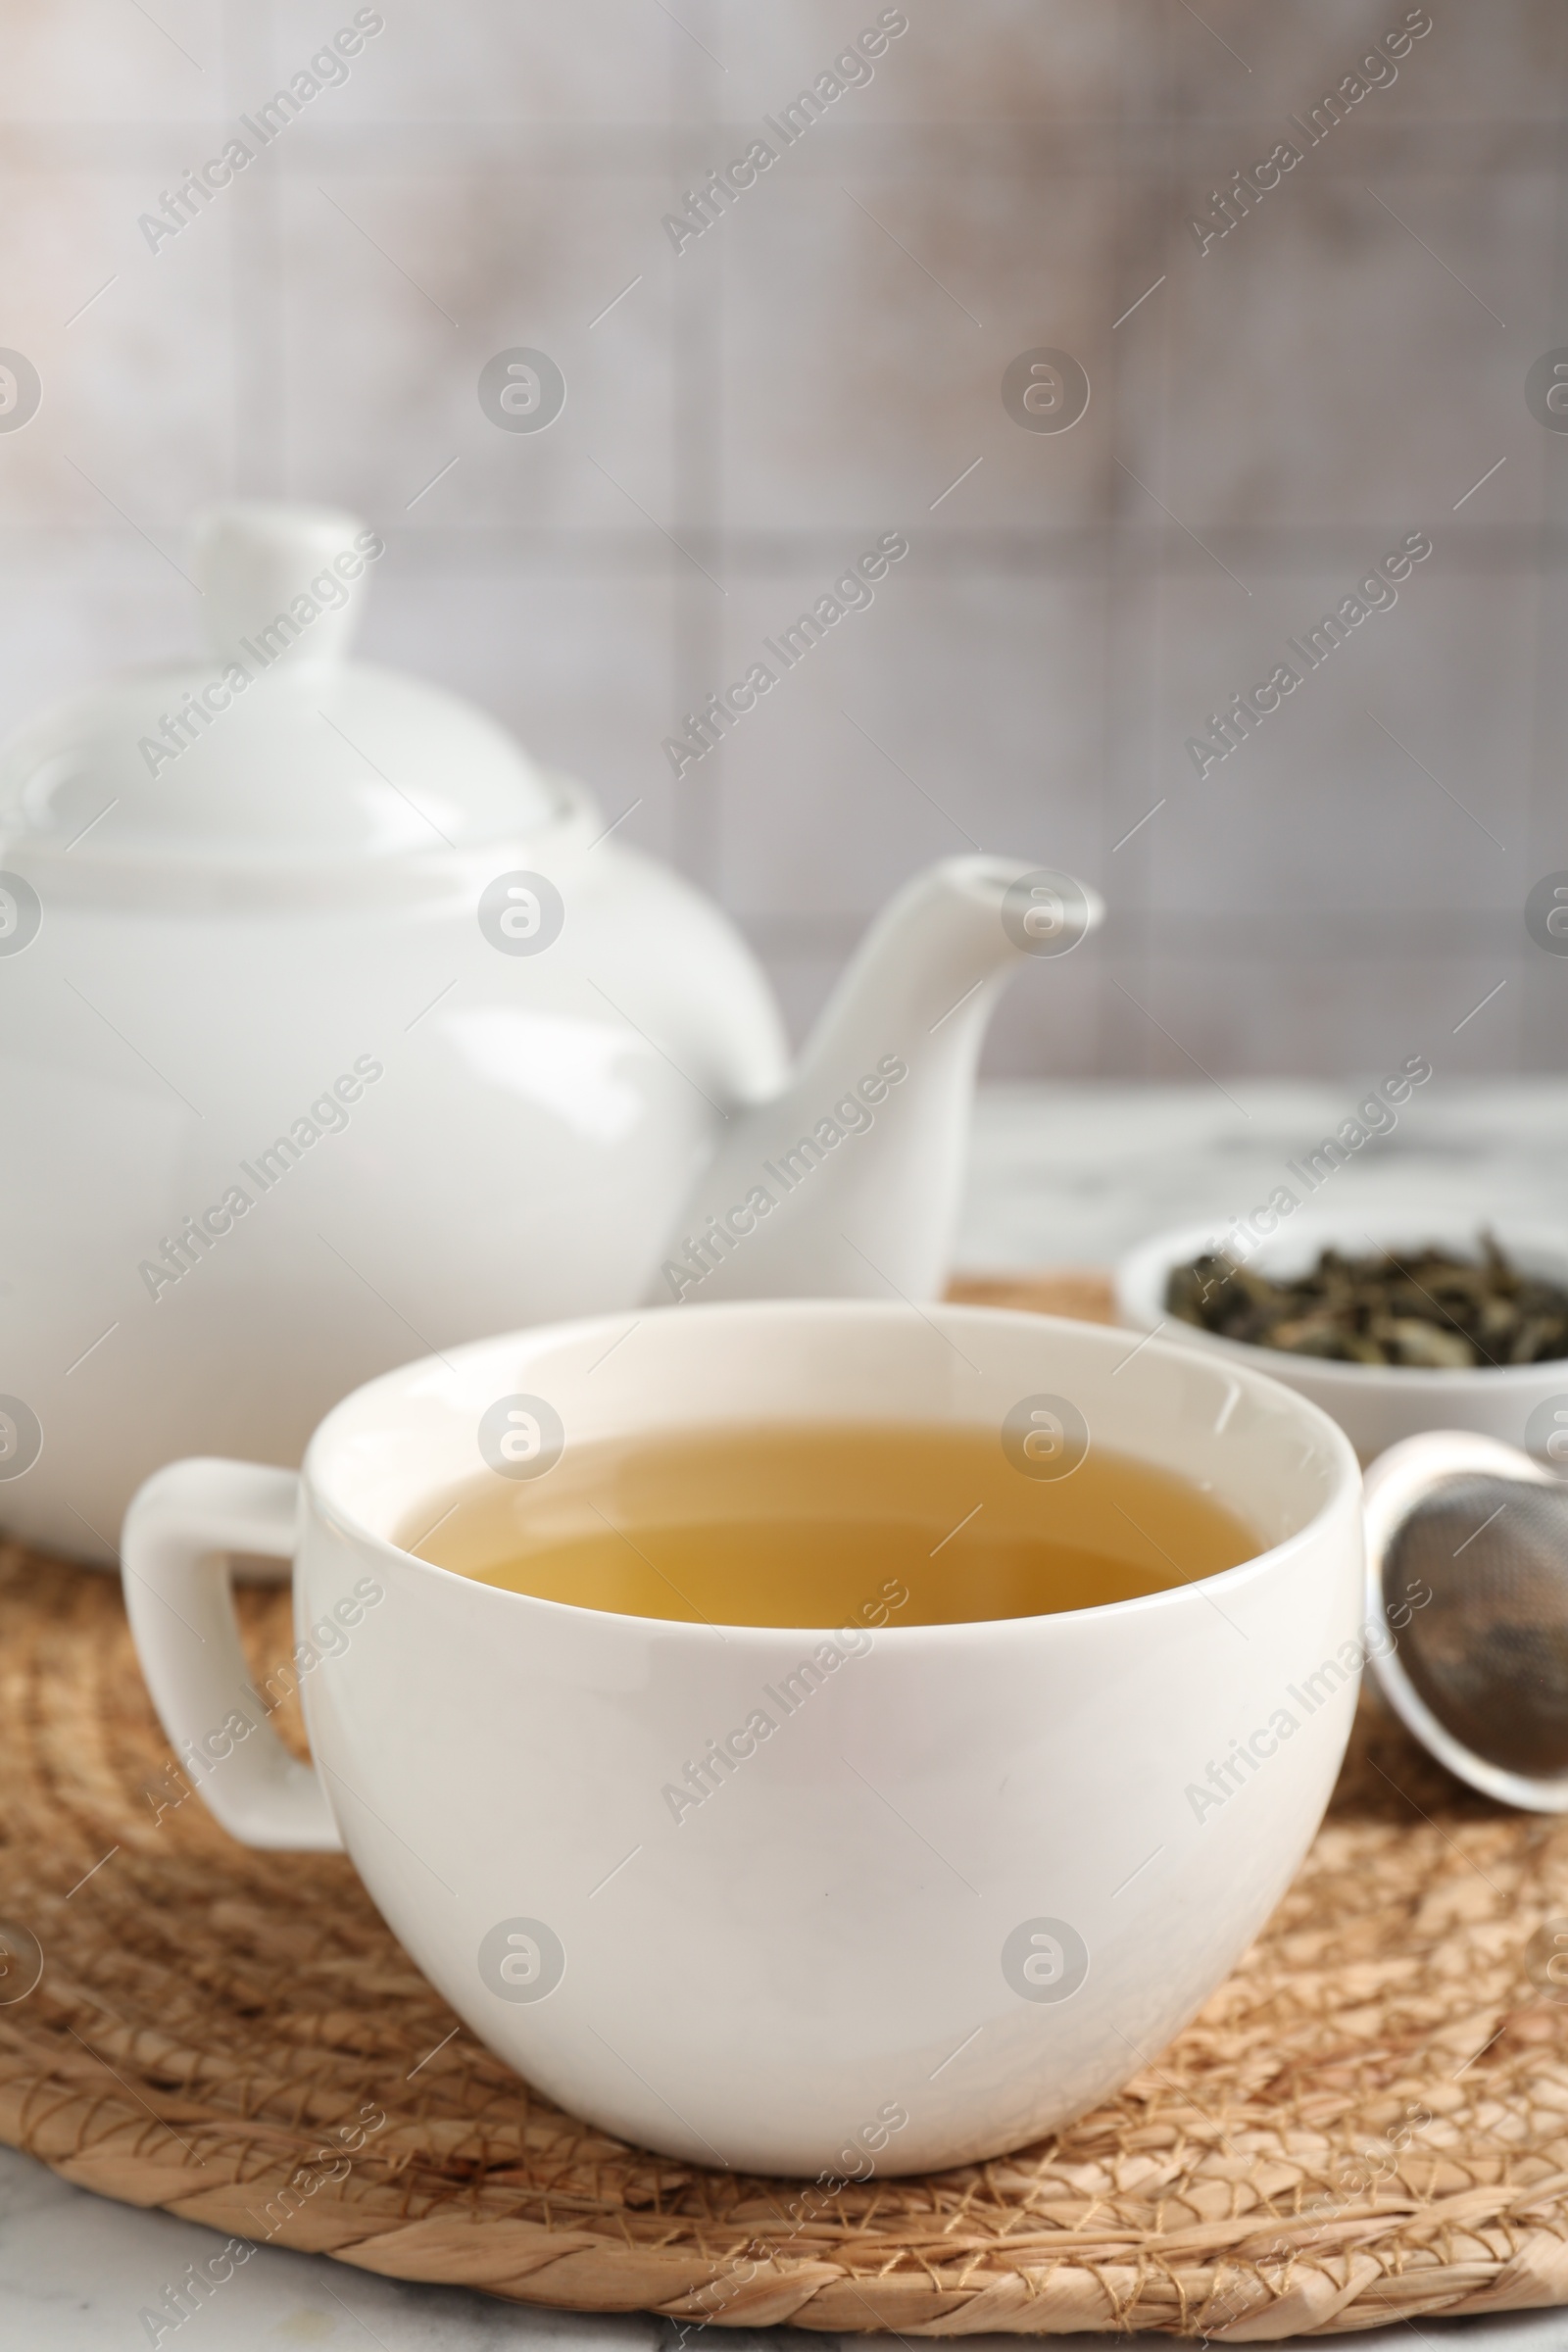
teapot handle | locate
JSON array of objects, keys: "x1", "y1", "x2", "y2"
[{"x1": 121, "y1": 1459, "x2": 344, "y2": 1851}]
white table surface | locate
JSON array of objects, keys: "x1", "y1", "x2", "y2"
[{"x1": 7, "y1": 1080, "x2": 1568, "y2": 2351}]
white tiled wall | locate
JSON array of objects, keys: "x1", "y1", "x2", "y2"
[{"x1": 0, "y1": 0, "x2": 1560, "y2": 1076}]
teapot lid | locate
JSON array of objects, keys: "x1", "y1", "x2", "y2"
[{"x1": 0, "y1": 502, "x2": 564, "y2": 876}]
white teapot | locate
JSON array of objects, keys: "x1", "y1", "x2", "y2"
[{"x1": 0, "y1": 503, "x2": 1102, "y2": 1562}]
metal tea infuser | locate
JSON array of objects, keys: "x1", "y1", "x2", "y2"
[{"x1": 1362, "y1": 1431, "x2": 1568, "y2": 1811}]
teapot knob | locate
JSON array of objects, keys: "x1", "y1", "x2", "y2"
[{"x1": 192, "y1": 501, "x2": 373, "y2": 674}]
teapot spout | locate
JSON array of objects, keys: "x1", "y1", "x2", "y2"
[{"x1": 647, "y1": 857, "x2": 1103, "y2": 1307}]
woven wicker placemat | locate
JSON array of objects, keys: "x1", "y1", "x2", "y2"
[{"x1": 3, "y1": 1274, "x2": 1568, "y2": 2338}]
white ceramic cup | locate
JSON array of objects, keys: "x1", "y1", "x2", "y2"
[{"x1": 122, "y1": 1299, "x2": 1363, "y2": 2179}]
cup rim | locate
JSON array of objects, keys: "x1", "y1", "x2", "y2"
[{"x1": 302, "y1": 1298, "x2": 1361, "y2": 1642}]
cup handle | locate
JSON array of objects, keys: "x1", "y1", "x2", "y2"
[{"x1": 121, "y1": 1458, "x2": 345, "y2": 1852}]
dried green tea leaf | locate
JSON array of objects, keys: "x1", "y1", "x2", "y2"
[{"x1": 1163, "y1": 1238, "x2": 1568, "y2": 1369}]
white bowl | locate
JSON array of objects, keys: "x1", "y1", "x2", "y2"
[{"x1": 1114, "y1": 1211, "x2": 1568, "y2": 1464}]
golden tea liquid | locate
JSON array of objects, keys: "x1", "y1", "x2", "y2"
[{"x1": 402, "y1": 1421, "x2": 1258, "y2": 1628}]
